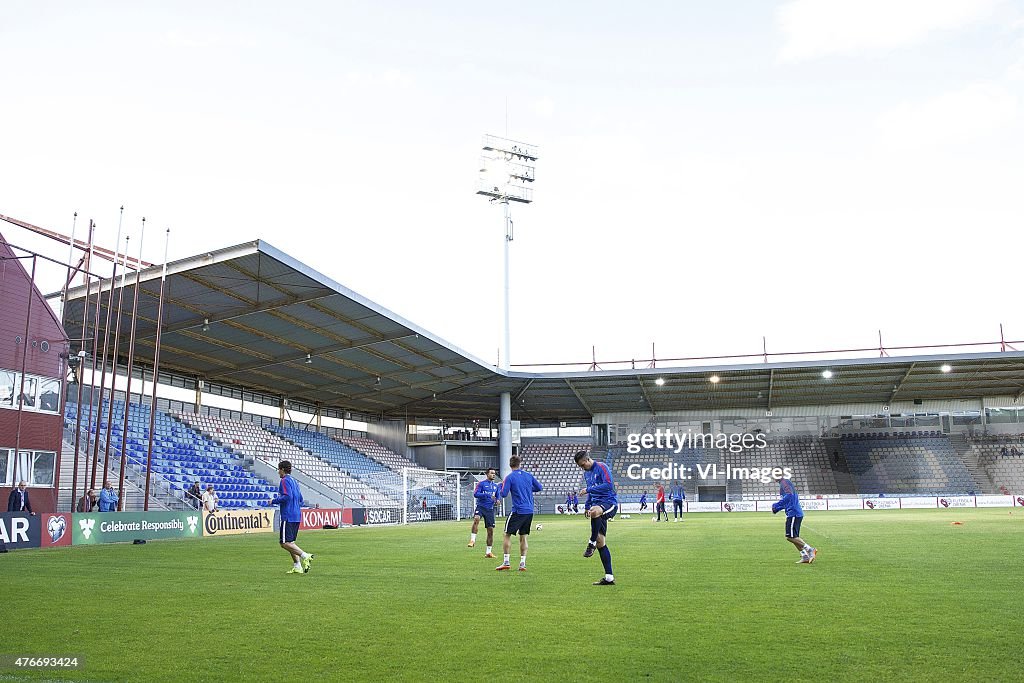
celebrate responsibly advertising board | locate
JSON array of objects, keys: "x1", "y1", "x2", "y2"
[{"x1": 72, "y1": 511, "x2": 202, "y2": 545}]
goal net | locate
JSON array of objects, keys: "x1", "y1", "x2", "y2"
[{"x1": 358, "y1": 468, "x2": 461, "y2": 523}]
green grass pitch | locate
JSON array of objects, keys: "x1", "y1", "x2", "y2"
[{"x1": 2, "y1": 508, "x2": 1022, "y2": 682}]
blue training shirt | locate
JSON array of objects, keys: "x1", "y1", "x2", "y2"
[
  {"x1": 583, "y1": 460, "x2": 618, "y2": 509},
  {"x1": 772, "y1": 478, "x2": 804, "y2": 518},
  {"x1": 473, "y1": 479, "x2": 501, "y2": 510},
  {"x1": 498, "y1": 469, "x2": 542, "y2": 514},
  {"x1": 272, "y1": 474, "x2": 304, "y2": 523},
  {"x1": 670, "y1": 485, "x2": 685, "y2": 501}
]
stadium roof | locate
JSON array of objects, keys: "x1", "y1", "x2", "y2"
[{"x1": 62, "y1": 241, "x2": 1024, "y2": 423}]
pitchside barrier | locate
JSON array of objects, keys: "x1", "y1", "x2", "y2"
[
  {"x1": 203, "y1": 508, "x2": 275, "y2": 537},
  {"x1": 0, "y1": 512, "x2": 72, "y2": 550},
  {"x1": 72, "y1": 511, "x2": 203, "y2": 544},
  {"x1": 616, "y1": 495, "x2": 1023, "y2": 514},
  {"x1": 5, "y1": 494, "x2": 1019, "y2": 551}
]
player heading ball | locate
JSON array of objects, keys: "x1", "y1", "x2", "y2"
[{"x1": 575, "y1": 450, "x2": 618, "y2": 586}]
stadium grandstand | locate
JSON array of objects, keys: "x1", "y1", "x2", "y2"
[{"x1": 3, "y1": 227, "x2": 1024, "y2": 517}]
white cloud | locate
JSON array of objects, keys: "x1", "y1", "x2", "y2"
[
  {"x1": 875, "y1": 81, "x2": 1018, "y2": 147},
  {"x1": 778, "y1": 0, "x2": 1002, "y2": 62}
]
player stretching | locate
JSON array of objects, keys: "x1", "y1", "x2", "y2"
[
  {"x1": 270, "y1": 460, "x2": 314, "y2": 574},
  {"x1": 771, "y1": 477, "x2": 816, "y2": 564},
  {"x1": 468, "y1": 468, "x2": 501, "y2": 557},
  {"x1": 495, "y1": 456, "x2": 542, "y2": 572},
  {"x1": 575, "y1": 450, "x2": 618, "y2": 586}
]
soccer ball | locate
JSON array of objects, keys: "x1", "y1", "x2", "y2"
[
  {"x1": 535, "y1": 523, "x2": 543, "y2": 531},
  {"x1": 621, "y1": 514, "x2": 631, "y2": 519}
]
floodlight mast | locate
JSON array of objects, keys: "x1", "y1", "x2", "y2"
[
  {"x1": 477, "y1": 134, "x2": 537, "y2": 481},
  {"x1": 476, "y1": 134, "x2": 537, "y2": 372}
]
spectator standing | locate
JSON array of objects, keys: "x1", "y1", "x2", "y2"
[
  {"x1": 202, "y1": 484, "x2": 219, "y2": 513},
  {"x1": 187, "y1": 481, "x2": 202, "y2": 509},
  {"x1": 7, "y1": 481, "x2": 35, "y2": 515},
  {"x1": 98, "y1": 482, "x2": 119, "y2": 512}
]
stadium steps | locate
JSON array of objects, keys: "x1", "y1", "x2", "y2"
[
  {"x1": 56, "y1": 435, "x2": 168, "y2": 512},
  {"x1": 949, "y1": 433, "x2": 996, "y2": 494},
  {"x1": 823, "y1": 438, "x2": 859, "y2": 494}
]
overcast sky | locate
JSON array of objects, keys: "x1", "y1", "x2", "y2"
[{"x1": 2, "y1": 0, "x2": 1021, "y2": 371}]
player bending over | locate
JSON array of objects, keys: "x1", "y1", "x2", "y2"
[
  {"x1": 655, "y1": 482, "x2": 668, "y2": 522},
  {"x1": 638, "y1": 490, "x2": 648, "y2": 513},
  {"x1": 468, "y1": 467, "x2": 501, "y2": 558},
  {"x1": 575, "y1": 450, "x2": 618, "y2": 586},
  {"x1": 771, "y1": 477, "x2": 816, "y2": 564},
  {"x1": 495, "y1": 456, "x2": 542, "y2": 571},
  {"x1": 270, "y1": 460, "x2": 314, "y2": 574}
]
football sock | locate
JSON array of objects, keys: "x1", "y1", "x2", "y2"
[
  {"x1": 300, "y1": 552, "x2": 310, "y2": 560},
  {"x1": 605, "y1": 573, "x2": 614, "y2": 582},
  {"x1": 520, "y1": 555, "x2": 526, "y2": 567},
  {"x1": 470, "y1": 533, "x2": 477, "y2": 543},
  {"x1": 587, "y1": 540, "x2": 597, "y2": 547},
  {"x1": 503, "y1": 554, "x2": 510, "y2": 564},
  {"x1": 293, "y1": 561, "x2": 302, "y2": 569},
  {"x1": 486, "y1": 546, "x2": 492, "y2": 554},
  {"x1": 598, "y1": 546, "x2": 613, "y2": 575}
]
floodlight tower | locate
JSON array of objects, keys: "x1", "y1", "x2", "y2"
[
  {"x1": 477, "y1": 134, "x2": 538, "y2": 372},
  {"x1": 477, "y1": 134, "x2": 537, "y2": 481}
]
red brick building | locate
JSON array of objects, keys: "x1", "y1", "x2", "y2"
[{"x1": 0, "y1": 233, "x2": 69, "y2": 512}]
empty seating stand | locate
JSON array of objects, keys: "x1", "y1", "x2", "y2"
[
  {"x1": 840, "y1": 432, "x2": 974, "y2": 495},
  {"x1": 970, "y1": 435, "x2": 1024, "y2": 494},
  {"x1": 724, "y1": 435, "x2": 840, "y2": 499},
  {"x1": 268, "y1": 426, "x2": 415, "y2": 506},
  {"x1": 178, "y1": 414, "x2": 393, "y2": 508},
  {"x1": 518, "y1": 442, "x2": 591, "y2": 498},
  {"x1": 65, "y1": 401, "x2": 277, "y2": 508}
]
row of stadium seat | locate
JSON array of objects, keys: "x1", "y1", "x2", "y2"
[{"x1": 66, "y1": 400, "x2": 277, "y2": 507}]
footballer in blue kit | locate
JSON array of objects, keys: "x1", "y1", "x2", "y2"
[
  {"x1": 771, "y1": 477, "x2": 817, "y2": 564},
  {"x1": 575, "y1": 450, "x2": 618, "y2": 586},
  {"x1": 270, "y1": 460, "x2": 314, "y2": 574},
  {"x1": 468, "y1": 467, "x2": 501, "y2": 557},
  {"x1": 495, "y1": 455, "x2": 542, "y2": 571}
]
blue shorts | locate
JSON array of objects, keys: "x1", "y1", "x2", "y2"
[
  {"x1": 474, "y1": 506, "x2": 495, "y2": 529},
  {"x1": 785, "y1": 516, "x2": 803, "y2": 538},
  {"x1": 505, "y1": 512, "x2": 533, "y2": 536},
  {"x1": 590, "y1": 504, "x2": 617, "y2": 538},
  {"x1": 280, "y1": 521, "x2": 299, "y2": 544}
]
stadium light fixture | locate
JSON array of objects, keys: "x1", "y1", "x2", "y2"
[
  {"x1": 305, "y1": 353, "x2": 312, "y2": 364},
  {"x1": 709, "y1": 375, "x2": 720, "y2": 384},
  {"x1": 940, "y1": 364, "x2": 952, "y2": 373},
  {"x1": 822, "y1": 370, "x2": 833, "y2": 379},
  {"x1": 202, "y1": 318, "x2": 210, "y2": 332},
  {"x1": 476, "y1": 134, "x2": 538, "y2": 371},
  {"x1": 655, "y1": 377, "x2": 665, "y2": 386}
]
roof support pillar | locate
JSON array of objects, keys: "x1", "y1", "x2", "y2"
[{"x1": 499, "y1": 391, "x2": 512, "y2": 480}]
